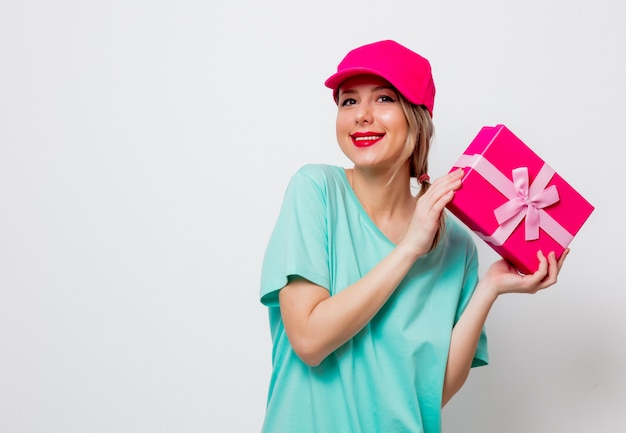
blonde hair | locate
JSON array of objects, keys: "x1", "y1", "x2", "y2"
[{"x1": 391, "y1": 96, "x2": 445, "y2": 251}]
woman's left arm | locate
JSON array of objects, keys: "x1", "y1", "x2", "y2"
[{"x1": 441, "y1": 249, "x2": 569, "y2": 407}]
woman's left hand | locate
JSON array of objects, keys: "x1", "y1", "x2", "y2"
[{"x1": 481, "y1": 249, "x2": 569, "y2": 297}]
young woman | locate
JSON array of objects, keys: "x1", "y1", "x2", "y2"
[{"x1": 259, "y1": 40, "x2": 567, "y2": 433}]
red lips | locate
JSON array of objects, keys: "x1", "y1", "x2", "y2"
[{"x1": 351, "y1": 131, "x2": 385, "y2": 148}]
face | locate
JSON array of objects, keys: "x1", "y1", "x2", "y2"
[{"x1": 335, "y1": 75, "x2": 409, "y2": 173}]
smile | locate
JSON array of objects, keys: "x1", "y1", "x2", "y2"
[{"x1": 351, "y1": 133, "x2": 385, "y2": 148}]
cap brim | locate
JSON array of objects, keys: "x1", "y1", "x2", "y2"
[
  {"x1": 324, "y1": 65, "x2": 434, "y2": 116},
  {"x1": 324, "y1": 67, "x2": 388, "y2": 90}
]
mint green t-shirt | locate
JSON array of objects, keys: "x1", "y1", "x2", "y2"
[{"x1": 260, "y1": 164, "x2": 488, "y2": 433}]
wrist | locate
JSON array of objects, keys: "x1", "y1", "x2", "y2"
[
  {"x1": 474, "y1": 280, "x2": 499, "y2": 306},
  {"x1": 395, "y1": 239, "x2": 427, "y2": 262}
]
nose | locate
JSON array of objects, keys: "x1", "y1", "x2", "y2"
[{"x1": 355, "y1": 101, "x2": 373, "y2": 125}]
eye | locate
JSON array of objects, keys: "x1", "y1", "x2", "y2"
[
  {"x1": 376, "y1": 94, "x2": 397, "y2": 103},
  {"x1": 340, "y1": 98, "x2": 357, "y2": 107}
]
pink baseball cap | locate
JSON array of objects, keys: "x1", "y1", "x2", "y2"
[{"x1": 324, "y1": 40, "x2": 436, "y2": 116}]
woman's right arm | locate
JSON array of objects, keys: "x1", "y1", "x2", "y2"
[
  {"x1": 279, "y1": 242, "x2": 420, "y2": 367},
  {"x1": 279, "y1": 169, "x2": 465, "y2": 367}
]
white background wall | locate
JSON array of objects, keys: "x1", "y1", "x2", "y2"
[{"x1": 1, "y1": 1, "x2": 623, "y2": 432}]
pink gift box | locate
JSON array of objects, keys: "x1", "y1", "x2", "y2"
[{"x1": 446, "y1": 124, "x2": 594, "y2": 274}]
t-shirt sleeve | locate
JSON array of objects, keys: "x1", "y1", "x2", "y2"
[
  {"x1": 260, "y1": 168, "x2": 330, "y2": 307},
  {"x1": 454, "y1": 237, "x2": 489, "y2": 368}
]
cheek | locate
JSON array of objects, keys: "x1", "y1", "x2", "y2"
[
  {"x1": 395, "y1": 116, "x2": 410, "y2": 140},
  {"x1": 335, "y1": 113, "x2": 353, "y2": 141},
  {"x1": 335, "y1": 115, "x2": 354, "y2": 155},
  {"x1": 378, "y1": 109, "x2": 407, "y2": 130},
  {"x1": 336, "y1": 111, "x2": 351, "y2": 131}
]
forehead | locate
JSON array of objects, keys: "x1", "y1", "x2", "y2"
[{"x1": 338, "y1": 74, "x2": 395, "y2": 93}]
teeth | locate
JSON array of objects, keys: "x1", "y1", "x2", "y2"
[{"x1": 354, "y1": 135, "x2": 382, "y2": 141}]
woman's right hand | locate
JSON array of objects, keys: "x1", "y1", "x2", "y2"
[{"x1": 400, "y1": 168, "x2": 464, "y2": 257}]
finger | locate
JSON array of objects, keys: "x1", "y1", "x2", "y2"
[
  {"x1": 439, "y1": 169, "x2": 464, "y2": 191},
  {"x1": 418, "y1": 180, "x2": 459, "y2": 213},
  {"x1": 448, "y1": 168, "x2": 465, "y2": 183},
  {"x1": 432, "y1": 168, "x2": 463, "y2": 183},
  {"x1": 423, "y1": 172, "x2": 462, "y2": 207},
  {"x1": 427, "y1": 169, "x2": 463, "y2": 194},
  {"x1": 451, "y1": 167, "x2": 465, "y2": 178},
  {"x1": 542, "y1": 251, "x2": 559, "y2": 287},
  {"x1": 431, "y1": 191, "x2": 454, "y2": 215},
  {"x1": 528, "y1": 250, "x2": 549, "y2": 288}
]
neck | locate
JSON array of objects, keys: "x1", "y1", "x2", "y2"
[{"x1": 347, "y1": 163, "x2": 414, "y2": 222}]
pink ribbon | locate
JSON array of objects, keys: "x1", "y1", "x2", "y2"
[{"x1": 454, "y1": 154, "x2": 574, "y2": 247}]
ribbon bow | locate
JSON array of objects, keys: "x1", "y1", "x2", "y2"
[{"x1": 493, "y1": 167, "x2": 560, "y2": 241}]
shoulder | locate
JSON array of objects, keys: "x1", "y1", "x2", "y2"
[
  {"x1": 293, "y1": 164, "x2": 344, "y2": 183},
  {"x1": 286, "y1": 164, "x2": 346, "y2": 193}
]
